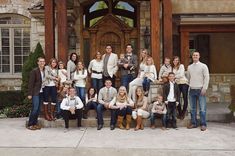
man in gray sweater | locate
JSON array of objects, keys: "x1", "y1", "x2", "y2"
[{"x1": 187, "y1": 51, "x2": 210, "y2": 131}]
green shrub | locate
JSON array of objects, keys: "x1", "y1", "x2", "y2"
[
  {"x1": 0, "y1": 91, "x2": 24, "y2": 110},
  {"x1": 21, "y1": 42, "x2": 45, "y2": 98}
]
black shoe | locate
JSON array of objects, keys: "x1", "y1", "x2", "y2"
[
  {"x1": 110, "y1": 125, "x2": 115, "y2": 130},
  {"x1": 97, "y1": 124, "x2": 103, "y2": 130}
]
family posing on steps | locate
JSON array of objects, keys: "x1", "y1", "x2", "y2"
[{"x1": 27, "y1": 44, "x2": 209, "y2": 132}]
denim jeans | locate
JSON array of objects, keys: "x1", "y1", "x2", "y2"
[
  {"x1": 75, "y1": 87, "x2": 85, "y2": 103},
  {"x1": 91, "y1": 78, "x2": 103, "y2": 92},
  {"x1": 142, "y1": 77, "x2": 151, "y2": 92},
  {"x1": 43, "y1": 86, "x2": 57, "y2": 104},
  {"x1": 150, "y1": 113, "x2": 167, "y2": 127},
  {"x1": 121, "y1": 74, "x2": 134, "y2": 90},
  {"x1": 177, "y1": 84, "x2": 189, "y2": 116},
  {"x1": 116, "y1": 106, "x2": 132, "y2": 117},
  {"x1": 189, "y1": 89, "x2": 207, "y2": 127},
  {"x1": 97, "y1": 104, "x2": 117, "y2": 126},
  {"x1": 28, "y1": 93, "x2": 43, "y2": 126}
]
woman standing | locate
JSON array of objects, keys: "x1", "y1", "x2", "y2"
[
  {"x1": 128, "y1": 49, "x2": 148, "y2": 101},
  {"x1": 132, "y1": 87, "x2": 150, "y2": 130},
  {"x1": 172, "y1": 56, "x2": 189, "y2": 119},
  {"x1": 109, "y1": 86, "x2": 134, "y2": 130},
  {"x1": 67, "y1": 53, "x2": 78, "y2": 81},
  {"x1": 88, "y1": 51, "x2": 103, "y2": 92},
  {"x1": 43, "y1": 58, "x2": 59, "y2": 121},
  {"x1": 74, "y1": 61, "x2": 88, "y2": 104}
]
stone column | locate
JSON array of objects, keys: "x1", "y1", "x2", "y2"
[
  {"x1": 44, "y1": 0, "x2": 55, "y2": 62},
  {"x1": 56, "y1": 0, "x2": 68, "y2": 63}
]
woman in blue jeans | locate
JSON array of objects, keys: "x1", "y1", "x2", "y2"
[
  {"x1": 73, "y1": 61, "x2": 87, "y2": 105},
  {"x1": 83, "y1": 87, "x2": 98, "y2": 119}
]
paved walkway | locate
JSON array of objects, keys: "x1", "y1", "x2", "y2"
[{"x1": 0, "y1": 118, "x2": 235, "y2": 156}]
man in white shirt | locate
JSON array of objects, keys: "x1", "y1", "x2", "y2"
[
  {"x1": 187, "y1": 51, "x2": 210, "y2": 131},
  {"x1": 163, "y1": 72, "x2": 180, "y2": 129}
]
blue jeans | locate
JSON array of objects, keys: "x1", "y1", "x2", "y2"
[
  {"x1": 75, "y1": 87, "x2": 85, "y2": 103},
  {"x1": 150, "y1": 113, "x2": 167, "y2": 127},
  {"x1": 142, "y1": 77, "x2": 151, "y2": 92},
  {"x1": 28, "y1": 93, "x2": 43, "y2": 126},
  {"x1": 121, "y1": 74, "x2": 134, "y2": 90},
  {"x1": 189, "y1": 89, "x2": 207, "y2": 127},
  {"x1": 43, "y1": 86, "x2": 57, "y2": 104},
  {"x1": 97, "y1": 104, "x2": 117, "y2": 126},
  {"x1": 91, "y1": 78, "x2": 103, "y2": 92}
]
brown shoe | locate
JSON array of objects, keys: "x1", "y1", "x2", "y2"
[
  {"x1": 201, "y1": 126, "x2": 207, "y2": 131},
  {"x1": 27, "y1": 125, "x2": 37, "y2": 130},
  {"x1": 187, "y1": 124, "x2": 197, "y2": 129},
  {"x1": 33, "y1": 125, "x2": 41, "y2": 130}
]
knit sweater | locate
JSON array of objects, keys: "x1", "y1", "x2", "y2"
[{"x1": 188, "y1": 61, "x2": 210, "y2": 90}]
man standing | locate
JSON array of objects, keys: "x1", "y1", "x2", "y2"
[
  {"x1": 102, "y1": 45, "x2": 118, "y2": 87},
  {"x1": 27, "y1": 57, "x2": 46, "y2": 130},
  {"x1": 97, "y1": 79, "x2": 117, "y2": 130},
  {"x1": 118, "y1": 44, "x2": 138, "y2": 90},
  {"x1": 187, "y1": 51, "x2": 210, "y2": 131}
]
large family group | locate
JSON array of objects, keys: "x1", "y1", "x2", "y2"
[{"x1": 27, "y1": 44, "x2": 209, "y2": 132}]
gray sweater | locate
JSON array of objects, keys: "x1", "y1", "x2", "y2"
[{"x1": 188, "y1": 61, "x2": 210, "y2": 90}]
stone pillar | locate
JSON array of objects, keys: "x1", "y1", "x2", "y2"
[
  {"x1": 163, "y1": 0, "x2": 173, "y2": 59},
  {"x1": 150, "y1": 0, "x2": 161, "y2": 71},
  {"x1": 56, "y1": 0, "x2": 68, "y2": 63},
  {"x1": 180, "y1": 30, "x2": 190, "y2": 67},
  {"x1": 44, "y1": 0, "x2": 55, "y2": 62}
]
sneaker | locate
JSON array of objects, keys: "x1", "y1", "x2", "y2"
[
  {"x1": 64, "y1": 128, "x2": 69, "y2": 133},
  {"x1": 201, "y1": 126, "x2": 207, "y2": 131}
]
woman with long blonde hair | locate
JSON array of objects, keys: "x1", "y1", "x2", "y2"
[{"x1": 109, "y1": 86, "x2": 134, "y2": 130}]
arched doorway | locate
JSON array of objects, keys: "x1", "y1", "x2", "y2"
[{"x1": 80, "y1": 0, "x2": 140, "y2": 66}]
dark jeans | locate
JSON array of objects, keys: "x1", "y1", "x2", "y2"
[
  {"x1": 28, "y1": 93, "x2": 43, "y2": 126},
  {"x1": 142, "y1": 77, "x2": 151, "y2": 92},
  {"x1": 150, "y1": 113, "x2": 167, "y2": 127},
  {"x1": 103, "y1": 75, "x2": 116, "y2": 88},
  {"x1": 75, "y1": 87, "x2": 85, "y2": 103},
  {"x1": 116, "y1": 106, "x2": 132, "y2": 117},
  {"x1": 177, "y1": 84, "x2": 189, "y2": 116},
  {"x1": 43, "y1": 86, "x2": 57, "y2": 104},
  {"x1": 91, "y1": 78, "x2": 103, "y2": 93},
  {"x1": 97, "y1": 104, "x2": 117, "y2": 126},
  {"x1": 62, "y1": 109, "x2": 82, "y2": 128},
  {"x1": 121, "y1": 74, "x2": 134, "y2": 90},
  {"x1": 167, "y1": 102, "x2": 177, "y2": 127},
  {"x1": 189, "y1": 89, "x2": 207, "y2": 127}
]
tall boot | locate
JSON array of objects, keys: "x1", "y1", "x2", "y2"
[
  {"x1": 50, "y1": 104, "x2": 56, "y2": 121},
  {"x1": 126, "y1": 115, "x2": 132, "y2": 130},
  {"x1": 43, "y1": 104, "x2": 51, "y2": 121},
  {"x1": 134, "y1": 116, "x2": 141, "y2": 131},
  {"x1": 140, "y1": 117, "x2": 144, "y2": 130},
  {"x1": 117, "y1": 116, "x2": 124, "y2": 129}
]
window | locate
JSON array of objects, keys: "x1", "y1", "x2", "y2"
[{"x1": 0, "y1": 15, "x2": 30, "y2": 75}]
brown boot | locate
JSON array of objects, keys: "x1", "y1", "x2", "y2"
[
  {"x1": 134, "y1": 116, "x2": 141, "y2": 131},
  {"x1": 117, "y1": 116, "x2": 124, "y2": 129},
  {"x1": 43, "y1": 104, "x2": 51, "y2": 121},
  {"x1": 126, "y1": 115, "x2": 132, "y2": 130},
  {"x1": 50, "y1": 104, "x2": 56, "y2": 121},
  {"x1": 140, "y1": 117, "x2": 144, "y2": 130}
]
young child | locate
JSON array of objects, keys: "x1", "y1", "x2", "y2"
[
  {"x1": 163, "y1": 72, "x2": 180, "y2": 129},
  {"x1": 159, "y1": 57, "x2": 172, "y2": 83},
  {"x1": 60, "y1": 87, "x2": 84, "y2": 132},
  {"x1": 142, "y1": 56, "x2": 157, "y2": 96},
  {"x1": 56, "y1": 83, "x2": 69, "y2": 119},
  {"x1": 58, "y1": 61, "x2": 67, "y2": 88},
  {"x1": 83, "y1": 87, "x2": 98, "y2": 119},
  {"x1": 150, "y1": 95, "x2": 167, "y2": 130}
]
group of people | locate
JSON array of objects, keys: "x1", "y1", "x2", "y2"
[{"x1": 27, "y1": 44, "x2": 209, "y2": 132}]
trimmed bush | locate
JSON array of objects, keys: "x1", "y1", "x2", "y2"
[{"x1": 0, "y1": 91, "x2": 24, "y2": 110}]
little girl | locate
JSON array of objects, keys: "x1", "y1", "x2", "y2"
[
  {"x1": 142, "y1": 56, "x2": 157, "y2": 96},
  {"x1": 83, "y1": 87, "x2": 98, "y2": 119},
  {"x1": 73, "y1": 61, "x2": 87, "y2": 104}
]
